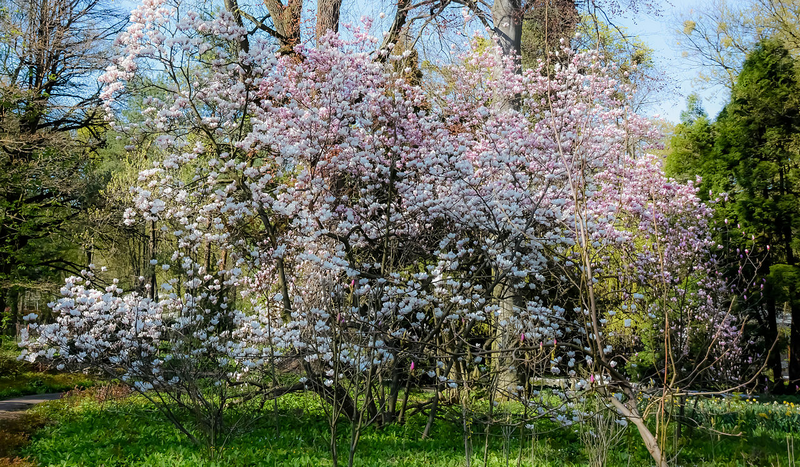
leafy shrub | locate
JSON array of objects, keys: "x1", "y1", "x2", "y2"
[{"x1": 0, "y1": 412, "x2": 49, "y2": 465}]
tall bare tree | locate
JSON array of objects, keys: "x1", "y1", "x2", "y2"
[{"x1": 0, "y1": 0, "x2": 125, "y2": 335}]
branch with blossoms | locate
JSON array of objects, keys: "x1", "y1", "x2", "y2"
[{"x1": 20, "y1": 2, "x2": 759, "y2": 464}]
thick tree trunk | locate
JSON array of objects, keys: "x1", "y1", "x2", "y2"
[
  {"x1": 264, "y1": 0, "x2": 303, "y2": 56},
  {"x1": 489, "y1": 0, "x2": 525, "y2": 398},
  {"x1": 492, "y1": 281, "x2": 518, "y2": 399},
  {"x1": 223, "y1": 0, "x2": 250, "y2": 53},
  {"x1": 8, "y1": 289, "x2": 19, "y2": 339},
  {"x1": 789, "y1": 298, "x2": 800, "y2": 388},
  {"x1": 316, "y1": 0, "x2": 342, "y2": 44},
  {"x1": 0, "y1": 288, "x2": 8, "y2": 338},
  {"x1": 492, "y1": 0, "x2": 523, "y2": 89},
  {"x1": 783, "y1": 209, "x2": 799, "y2": 389},
  {"x1": 490, "y1": 0, "x2": 523, "y2": 115},
  {"x1": 386, "y1": 366, "x2": 401, "y2": 424},
  {"x1": 766, "y1": 292, "x2": 785, "y2": 390},
  {"x1": 149, "y1": 219, "x2": 157, "y2": 301},
  {"x1": 492, "y1": 0, "x2": 523, "y2": 57},
  {"x1": 379, "y1": 0, "x2": 411, "y2": 57}
]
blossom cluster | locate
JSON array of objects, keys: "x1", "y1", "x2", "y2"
[{"x1": 23, "y1": 0, "x2": 740, "y2": 426}]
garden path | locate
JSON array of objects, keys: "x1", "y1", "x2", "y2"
[{"x1": 0, "y1": 393, "x2": 61, "y2": 420}]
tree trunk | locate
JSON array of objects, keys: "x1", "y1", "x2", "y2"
[
  {"x1": 149, "y1": 219, "x2": 158, "y2": 301},
  {"x1": 0, "y1": 288, "x2": 8, "y2": 338},
  {"x1": 789, "y1": 298, "x2": 800, "y2": 389},
  {"x1": 386, "y1": 366, "x2": 401, "y2": 424},
  {"x1": 492, "y1": 0, "x2": 523, "y2": 112},
  {"x1": 263, "y1": 0, "x2": 303, "y2": 56},
  {"x1": 223, "y1": 0, "x2": 250, "y2": 53},
  {"x1": 608, "y1": 394, "x2": 668, "y2": 467},
  {"x1": 783, "y1": 204, "x2": 798, "y2": 389},
  {"x1": 492, "y1": 281, "x2": 518, "y2": 399},
  {"x1": 379, "y1": 0, "x2": 412, "y2": 57},
  {"x1": 492, "y1": 0, "x2": 523, "y2": 59},
  {"x1": 766, "y1": 292, "x2": 785, "y2": 391},
  {"x1": 316, "y1": 0, "x2": 342, "y2": 44},
  {"x1": 487, "y1": 0, "x2": 526, "y2": 391},
  {"x1": 8, "y1": 289, "x2": 19, "y2": 339}
]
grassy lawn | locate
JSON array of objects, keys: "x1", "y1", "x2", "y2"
[
  {"x1": 3, "y1": 388, "x2": 798, "y2": 466},
  {"x1": 3, "y1": 340, "x2": 799, "y2": 466},
  {"x1": 0, "y1": 341, "x2": 96, "y2": 400},
  {"x1": 6, "y1": 344, "x2": 800, "y2": 467},
  {"x1": 21, "y1": 390, "x2": 587, "y2": 467}
]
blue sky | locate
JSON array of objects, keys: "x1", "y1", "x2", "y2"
[
  {"x1": 612, "y1": 0, "x2": 731, "y2": 123},
  {"x1": 348, "y1": 0, "x2": 735, "y2": 124},
  {"x1": 349, "y1": 0, "x2": 733, "y2": 124},
  {"x1": 115, "y1": 0, "x2": 729, "y2": 124}
]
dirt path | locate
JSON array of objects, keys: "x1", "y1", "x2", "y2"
[{"x1": 0, "y1": 393, "x2": 62, "y2": 421}]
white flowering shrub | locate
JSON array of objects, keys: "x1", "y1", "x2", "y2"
[{"x1": 20, "y1": 1, "x2": 747, "y2": 462}]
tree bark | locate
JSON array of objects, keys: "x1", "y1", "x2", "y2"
[
  {"x1": 223, "y1": 0, "x2": 250, "y2": 53},
  {"x1": 379, "y1": 0, "x2": 412, "y2": 58},
  {"x1": 492, "y1": 281, "x2": 518, "y2": 399},
  {"x1": 488, "y1": 0, "x2": 525, "y2": 396},
  {"x1": 766, "y1": 291, "x2": 785, "y2": 391},
  {"x1": 608, "y1": 394, "x2": 668, "y2": 467},
  {"x1": 263, "y1": 0, "x2": 303, "y2": 56},
  {"x1": 0, "y1": 288, "x2": 8, "y2": 338},
  {"x1": 789, "y1": 298, "x2": 800, "y2": 388},
  {"x1": 492, "y1": 0, "x2": 523, "y2": 68},
  {"x1": 149, "y1": 219, "x2": 157, "y2": 301},
  {"x1": 316, "y1": 0, "x2": 342, "y2": 44}
]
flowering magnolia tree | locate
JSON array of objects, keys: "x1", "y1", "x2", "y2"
[{"x1": 21, "y1": 1, "x2": 746, "y2": 464}]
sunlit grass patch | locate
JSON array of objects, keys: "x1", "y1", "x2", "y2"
[
  {"x1": 16, "y1": 389, "x2": 800, "y2": 466},
  {"x1": 0, "y1": 341, "x2": 97, "y2": 400}
]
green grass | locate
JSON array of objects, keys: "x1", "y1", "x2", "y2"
[
  {"x1": 0, "y1": 341, "x2": 97, "y2": 400},
  {"x1": 24, "y1": 391, "x2": 584, "y2": 467},
  {"x1": 17, "y1": 388, "x2": 800, "y2": 467},
  {"x1": 673, "y1": 394, "x2": 800, "y2": 466}
]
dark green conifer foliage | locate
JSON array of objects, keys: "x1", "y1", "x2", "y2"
[
  {"x1": 665, "y1": 94, "x2": 721, "y2": 200},
  {"x1": 669, "y1": 39, "x2": 800, "y2": 389},
  {"x1": 723, "y1": 39, "x2": 800, "y2": 387}
]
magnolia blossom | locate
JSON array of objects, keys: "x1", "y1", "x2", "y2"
[{"x1": 23, "y1": 0, "x2": 742, "y2": 442}]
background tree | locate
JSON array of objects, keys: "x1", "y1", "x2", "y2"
[
  {"x1": 575, "y1": 17, "x2": 663, "y2": 110},
  {"x1": 0, "y1": 0, "x2": 125, "y2": 337},
  {"x1": 665, "y1": 94, "x2": 720, "y2": 196},
  {"x1": 755, "y1": 0, "x2": 800, "y2": 55},
  {"x1": 716, "y1": 39, "x2": 800, "y2": 387},
  {"x1": 667, "y1": 39, "x2": 800, "y2": 389},
  {"x1": 673, "y1": 0, "x2": 800, "y2": 92},
  {"x1": 673, "y1": 0, "x2": 764, "y2": 91}
]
